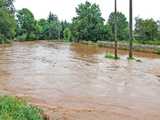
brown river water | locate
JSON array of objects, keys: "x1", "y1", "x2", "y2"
[{"x1": 0, "y1": 41, "x2": 160, "y2": 120}]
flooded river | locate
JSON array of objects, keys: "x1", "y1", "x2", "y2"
[{"x1": 0, "y1": 41, "x2": 160, "y2": 120}]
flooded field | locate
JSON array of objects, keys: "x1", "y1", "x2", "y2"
[{"x1": 0, "y1": 41, "x2": 160, "y2": 120}]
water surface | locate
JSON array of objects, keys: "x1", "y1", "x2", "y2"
[{"x1": 0, "y1": 41, "x2": 160, "y2": 120}]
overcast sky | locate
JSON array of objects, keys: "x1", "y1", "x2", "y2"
[{"x1": 14, "y1": 0, "x2": 160, "y2": 22}]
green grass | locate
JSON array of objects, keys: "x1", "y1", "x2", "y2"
[
  {"x1": 127, "y1": 57, "x2": 142, "y2": 62},
  {"x1": 0, "y1": 96, "x2": 44, "y2": 120},
  {"x1": 155, "y1": 48, "x2": 160, "y2": 54},
  {"x1": 133, "y1": 40, "x2": 160, "y2": 45},
  {"x1": 127, "y1": 57, "x2": 136, "y2": 60},
  {"x1": 105, "y1": 52, "x2": 120, "y2": 60}
]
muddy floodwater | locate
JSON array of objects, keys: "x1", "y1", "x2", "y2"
[{"x1": 0, "y1": 41, "x2": 160, "y2": 120}]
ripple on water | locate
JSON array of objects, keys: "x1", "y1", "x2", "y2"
[{"x1": 0, "y1": 41, "x2": 160, "y2": 119}]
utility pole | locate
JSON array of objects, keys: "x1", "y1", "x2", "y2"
[
  {"x1": 129, "y1": 0, "x2": 133, "y2": 58},
  {"x1": 114, "y1": 0, "x2": 118, "y2": 59}
]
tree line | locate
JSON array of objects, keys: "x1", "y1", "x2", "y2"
[{"x1": 0, "y1": 0, "x2": 160, "y2": 44}]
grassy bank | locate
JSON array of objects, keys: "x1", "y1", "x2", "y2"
[
  {"x1": 133, "y1": 40, "x2": 160, "y2": 46},
  {"x1": 0, "y1": 96, "x2": 44, "y2": 120},
  {"x1": 80, "y1": 40, "x2": 160, "y2": 54}
]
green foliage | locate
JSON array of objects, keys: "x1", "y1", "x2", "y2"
[
  {"x1": 60, "y1": 20, "x2": 70, "y2": 39},
  {"x1": 16, "y1": 8, "x2": 37, "y2": 40},
  {"x1": 127, "y1": 57, "x2": 135, "y2": 60},
  {"x1": 133, "y1": 39, "x2": 160, "y2": 45},
  {"x1": 105, "y1": 52, "x2": 120, "y2": 60},
  {"x1": 0, "y1": 0, "x2": 6, "y2": 8},
  {"x1": 47, "y1": 12, "x2": 62, "y2": 40},
  {"x1": 0, "y1": 0, "x2": 15, "y2": 13},
  {"x1": 16, "y1": 34, "x2": 27, "y2": 41},
  {"x1": 135, "y1": 17, "x2": 158, "y2": 40},
  {"x1": 1, "y1": 0, "x2": 160, "y2": 45},
  {"x1": 0, "y1": 34, "x2": 7, "y2": 44},
  {"x1": 48, "y1": 12, "x2": 58, "y2": 23},
  {"x1": 99, "y1": 24, "x2": 112, "y2": 41},
  {"x1": 47, "y1": 20, "x2": 62, "y2": 40},
  {"x1": 37, "y1": 19, "x2": 49, "y2": 39},
  {"x1": 72, "y1": 1, "x2": 105, "y2": 42},
  {"x1": 5, "y1": 0, "x2": 15, "y2": 14},
  {"x1": 35, "y1": 13, "x2": 62, "y2": 40},
  {"x1": 0, "y1": 0, "x2": 16, "y2": 43},
  {"x1": 0, "y1": 96, "x2": 43, "y2": 120},
  {"x1": 127, "y1": 57, "x2": 142, "y2": 62},
  {"x1": 155, "y1": 48, "x2": 160, "y2": 54},
  {"x1": 28, "y1": 33, "x2": 37, "y2": 40},
  {"x1": 63, "y1": 28, "x2": 72, "y2": 42},
  {"x1": 108, "y1": 12, "x2": 129, "y2": 41}
]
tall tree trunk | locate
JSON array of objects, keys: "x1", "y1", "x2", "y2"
[
  {"x1": 129, "y1": 0, "x2": 133, "y2": 58},
  {"x1": 114, "y1": 0, "x2": 118, "y2": 59}
]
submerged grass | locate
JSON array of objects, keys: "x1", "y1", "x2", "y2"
[
  {"x1": 104, "y1": 52, "x2": 142, "y2": 62},
  {"x1": 105, "y1": 52, "x2": 120, "y2": 60},
  {"x1": 127, "y1": 57, "x2": 142, "y2": 62},
  {"x1": 0, "y1": 96, "x2": 44, "y2": 120},
  {"x1": 155, "y1": 48, "x2": 160, "y2": 54}
]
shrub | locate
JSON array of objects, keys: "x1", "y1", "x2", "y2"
[
  {"x1": 27, "y1": 33, "x2": 37, "y2": 40},
  {"x1": 0, "y1": 96, "x2": 43, "y2": 120},
  {"x1": 16, "y1": 34, "x2": 27, "y2": 41},
  {"x1": 63, "y1": 28, "x2": 72, "y2": 42},
  {"x1": 0, "y1": 34, "x2": 6, "y2": 44}
]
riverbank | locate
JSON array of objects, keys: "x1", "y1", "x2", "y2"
[
  {"x1": 80, "y1": 41, "x2": 160, "y2": 54},
  {"x1": 0, "y1": 96, "x2": 45, "y2": 120},
  {"x1": 1, "y1": 40, "x2": 160, "y2": 54}
]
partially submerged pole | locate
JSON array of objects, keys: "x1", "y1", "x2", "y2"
[
  {"x1": 114, "y1": 0, "x2": 118, "y2": 59},
  {"x1": 129, "y1": 0, "x2": 133, "y2": 58}
]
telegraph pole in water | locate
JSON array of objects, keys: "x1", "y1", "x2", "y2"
[
  {"x1": 114, "y1": 0, "x2": 118, "y2": 59},
  {"x1": 129, "y1": 0, "x2": 133, "y2": 58}
]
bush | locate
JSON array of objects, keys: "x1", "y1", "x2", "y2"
[
  {"x1": 27, "y1": 33, "x2": 37, "y2": 40},
  {"x1": 63, "y1": 28, "x2": 72, "y2": 42},
  {"x1": 0, "y1": 96, "x2": 44, "y2": 120},
  {"x1": 0, "y1": 35, "x2": 12, "y2": 44},
  {"x1": 0, "y1": 34, "x2": 6, "y2": 44},
  {"x1": 16, "y1": 33, "x2": 37, "y2": 41},
  {"x1": 16, "y1": 34, "x2": 27, "y2": 41}
]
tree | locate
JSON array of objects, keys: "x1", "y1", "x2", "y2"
[
  {"x1": 60, "y1": 20, "x2": 70, "y2": 39},
  {"x1": 156, "y1": 20, "x2": 160, "y2": 40},
  {"x1": 63, "y1": 28, "x2": 72, "y2": 42},
  {"x1": 135, "y1": 17, "x2": 158, "y2": 41},
  {"x1": 47, "y1": 20, "x2": 62, "y2": 40},
  {"x1": 37, "y1": 19, "x2": 49, "y2": 39},
  {"x1": 96, "y1": 23, "x2": 112, "y2": 41},
  {"x1": 0, "y1": 0, "x2": 15, "y2": 13},
  {"x1": 16, "y1": 8, "x2": 37, "y2": 40},
  {"x1": 36, "y1": 13, "x2": 62, "y2": 40},
  {"x1": 108, "y1": 12, "x2": 128, "y2": 41},
  {"x1": 5, "y1": 0, "x2": 15, "y2": 14},
  {"x1": 48, "y1": 12, "x2": 58, "y2": 23},
  {"x1": 72, "y1": 1, "x2": 104, "y2": 42},
  {"x1": 0, "y1": 0, "x2": 16, "y2": 43},
  {"x1": 47, "y1": 12, "x2": 62, "y2": 40}
]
